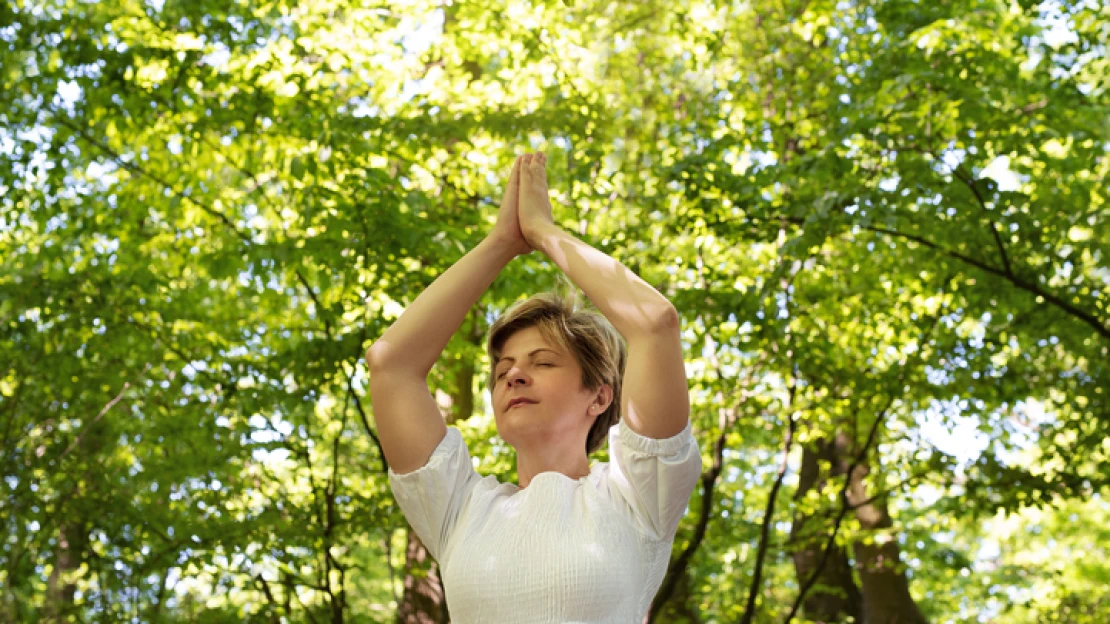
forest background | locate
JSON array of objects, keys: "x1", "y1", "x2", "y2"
[{"x1": 2, "y1": 0, "x2": 1108, "y2": 622}]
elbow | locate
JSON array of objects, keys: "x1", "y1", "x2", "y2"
[
  {"x1": 366, "y1": 339, "x2": 433, "y2": 380},
  {"x1": 366, "y1": 340, "x2": 425, "y2": 378},
  {"x1": 628, "y1": 304, "x2": 680, "y2": 339},
  {"x1": 365, "y1": 341, "x2": 391, "y2": 372},
  {"x1": 650, "y1": 304, "x2": 681, "y2": 333}
]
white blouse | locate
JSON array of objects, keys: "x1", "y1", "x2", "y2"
[{"x1": 388, "y1": 419, "x2": 702, "y2": 624}]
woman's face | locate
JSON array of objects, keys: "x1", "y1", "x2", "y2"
[{"x1": 491, "y1": 326, "x2": 605, "y2": 446}]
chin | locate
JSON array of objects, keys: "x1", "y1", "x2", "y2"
[{"x1": 496, "y1": 415, "x2": 546, "y2": 443}]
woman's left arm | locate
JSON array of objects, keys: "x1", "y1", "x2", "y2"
[{"x1": 518, "y1": 153, "x2": 689, "y2": 439}]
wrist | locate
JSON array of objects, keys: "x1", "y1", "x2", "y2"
[
  {"x1": 482, "y1": 233, "x2": 529, "y2": 262},
  {"x1": 526, "y1": 222, "x2": 564, "y2": 254}
]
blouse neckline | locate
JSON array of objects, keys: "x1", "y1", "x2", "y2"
[{"x1": 514, "y1": 469, "x2": 592, "y2": 489}]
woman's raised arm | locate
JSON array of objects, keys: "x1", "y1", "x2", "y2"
[
  {"x1": 518, "y1": 152, "x2": 690, "y2": 440},
  {"x1": 366, "y1": 156, "x2": 529, "y2": 474}
]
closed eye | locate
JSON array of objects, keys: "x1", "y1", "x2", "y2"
[{"x1": 496, "y1": 363, "x2": 554, "y2": 379}]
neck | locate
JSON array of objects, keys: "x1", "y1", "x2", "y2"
[{"x1": 515, "y1": 445, "x2": 591, "y2": 488}]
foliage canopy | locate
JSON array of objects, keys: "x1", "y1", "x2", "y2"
[{"x1": 1, "y1": 0, "x2": 1107, "y2": 621}]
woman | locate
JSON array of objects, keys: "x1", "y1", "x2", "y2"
[{"x1": 366, "y1": 152, "x2": 701, "y2": 623}]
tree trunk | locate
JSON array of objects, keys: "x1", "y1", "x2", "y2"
[
  {"x1": 645, "y1": 566, "x2": 702, "y2": 624},
  {"x1": 44, "y1": 520, "x2": 87, "y2": 622},
  {"x1": 395, "y1": 529, "x2": 449, "y2": 624},
  {"x1": 848, "y1": 462, "x2": 928, "y2": 624},
  {"x1": 790, "y1": 441, "x2": 863, "y2": 622}
]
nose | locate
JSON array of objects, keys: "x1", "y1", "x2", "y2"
[{"x1": 506, "y1": 369, "x2": 529, "y2": 388}]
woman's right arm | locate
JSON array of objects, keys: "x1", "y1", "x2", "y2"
[{"x1": 366, "y1": 157, "x2": 529, "y2": 475}]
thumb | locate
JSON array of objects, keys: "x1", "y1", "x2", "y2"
[{"x1": 501, "y1": 156, "x2": 522, "y2": 209}]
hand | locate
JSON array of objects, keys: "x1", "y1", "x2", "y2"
[
  {"x1": 519, "y1": 152, "x2": 557, "y2": 250},
  {"x1": 488, "y1": 155, "x2": 532, "y2": 257}
]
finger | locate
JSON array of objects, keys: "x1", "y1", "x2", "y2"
[
  {"x1": 501, "y1": 158, "x2": 519, "y2": 206},
  {"x1": 531, "y1": 152, "x2": 547, "y2": 182},
  {"x1": 508, "y1": 156, "x2": 521, "y2": 186},
  {"x1": 521, "y1": 154, "x2": 533, "y2": 182}
]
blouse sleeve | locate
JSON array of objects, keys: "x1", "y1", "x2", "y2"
[
  {"x1": 606, "y1": 419, "x2": 702, "y2": 542},
  {"x1": 387, "y1": 427, "x2": 481, "y2": 562}
]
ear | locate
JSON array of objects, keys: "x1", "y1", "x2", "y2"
[{"x1": 589, "y1": 384, "x2": 614, "y2": 415}]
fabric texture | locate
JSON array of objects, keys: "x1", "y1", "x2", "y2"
[{"x1": 387, "y1": 419, "x2": 702, "y2": 624}]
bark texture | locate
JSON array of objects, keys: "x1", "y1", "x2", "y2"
[
  {"x1": 395, "y1": 529, "x2": 449, "y2": 624},
  {"x1": 790, "y1": 439, "x2": 864, "y2": 622},
  {"x1": 849, "y1": 462, "x2": 929, "y2": 624}
]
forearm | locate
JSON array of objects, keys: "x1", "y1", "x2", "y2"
[
  {"x1": 534, "y1": 224, "x2": 677, "y2": 340},
  {"x1": 367, "y1": 236, "x2": 517, "y2": 376}
]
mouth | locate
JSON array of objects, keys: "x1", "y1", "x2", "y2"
[{"x1": 508, "y1": 399, "x2": 536, "y2": 409}]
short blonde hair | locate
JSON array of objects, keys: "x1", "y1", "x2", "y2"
[{"x1": 486, "y1": 291, "x2": 627, "y2": 454}]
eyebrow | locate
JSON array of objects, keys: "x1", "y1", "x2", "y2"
[{"x1": 495, "y1": 348, "x2": 560, "y2": 367}]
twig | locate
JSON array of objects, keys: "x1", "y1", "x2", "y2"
[{"x1": 57, "y1": 364, "x2": 150, "y2": 461}]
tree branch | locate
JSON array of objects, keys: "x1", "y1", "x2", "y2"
[
  {"x1": 647, "y1": 405, "x2": 740, "y2": 622},
  {"x1": 752, "y1": 212, "x2": 1109, "y2": 341},
  {"x1": 58, "y1": 106, "x2": 392, "y2": 479},
  {"x1": 862, "y1": 222, "x2": 1108, "y2": 340},
  {"x1": 49, "y1": 113, "x2": 253, "y2": 246},
  {"x1": 942, "y1": 154, "x2": 1013, "y2": 278},
  {"x1": 57, "y1": 364, "x2": 150, "y2": 462},
  {"x1": 255, "y1": 574, "x2": 281, "y2": 623},
  {"x1": 741, "y1": 381, "x2": 798, "y2": 624}
]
